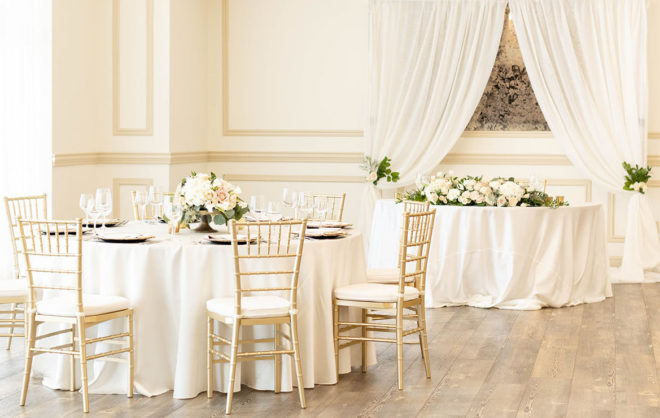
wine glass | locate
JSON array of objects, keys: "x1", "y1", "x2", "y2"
[
  {"x1": 95, "y1": 188, "x2": 112, "y2": 231},
  {"x1": 250, "y1": 195, "x2": 265, "y2": 220},
  {"x1": 297, "y1": 193, "x2": 311, "y2": 220},
  {"x1": 89, "y1": 205, "x2": 101, "y2": 236},
  {"x1": 164, "y1": 200, "x2": 182, "y2": 240},
  {"x1": 315, "y1": 196, "x2": 328, "y2": 221},
  {"x1": 267, "y1": 201, "x2": 282, "y2": 221},
  {"x1": 134, "y1": 190, "x2": 148, "y2": 223},
  {"x1": 79, "y1": 194, "x2": 94, "y2": 227},
  {"x1": 148, "y1": 186, "x2": 164, "y2": 223},
  {"x1": 282, "y1": 188, "x2": 294, "y2": 218}
]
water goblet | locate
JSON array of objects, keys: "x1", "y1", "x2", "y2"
[
  {"x1": 164, "y1": 200, "x2": 183, "y2": 241},
  {"x1": 79, "y1": 194, "x2": 94, "y2": 227},
  {"x1": 315, "y1": 196, "x2": 328, "y2": 221},
  {"x1": 95, "y1": 188, "x2": 112, "y2": 231},
  {"x1": 134, "y1": 190, "x2": 148, "y2": 223},
  {"x1": 148, "y1": 186, "x2": 164, "y2": 223}
]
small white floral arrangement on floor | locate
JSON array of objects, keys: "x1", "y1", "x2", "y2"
[
  {"x1": 622, "y1": 161, "x2": 651, "y2": 194},
  {"x1": 361, "y1": 156, "x2": 400, "y2": 186},
  {"x1": 399, "y1": 172, "x2": 567, "y2": 208},
  {"x1": 175, "y1": 171, "x2": 249, "y2": 226}
]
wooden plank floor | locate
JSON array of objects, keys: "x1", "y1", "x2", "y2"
[{"x1": 3, "y1": 284, "x2": 660, "y2": 417}]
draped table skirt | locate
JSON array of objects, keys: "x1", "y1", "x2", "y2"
[
  {"x1": 368, "y1": 200, "x2": 612, "y2": 310},
  {"x1": 33, "y1": 223, "x2": 374, "y2": 398}
]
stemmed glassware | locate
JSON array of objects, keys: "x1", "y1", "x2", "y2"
[
  {"x1": 134, "y1": 190, "x2": 148, "y2": 223},
  {"x1": 95, "y1": 188, "x2": 112, "y2": 231},
  {"x1": 148, "y1": 186, "x2": 164, "y2": 223},
  {"x1": 79, "y1": 194, "x2": 94, "y2": 227},
  {"x1": 315, "y1": 196, "x2": 328, "y2": 221},
  {"x1": 250, "y1": 195, "x2": 265, "y2": 220},
  {"x1": 283, "y1": 188, "x2": 300, "y2": 219},
  {"x1": 267, "y1": 202, "x2": 282, "y2": 221},
  {"x1": 164, "y1": 199, "x2": 182, "y2": 241},
  {"x1": 297, "y1": 193, "x2": 311, "y2": 220}
]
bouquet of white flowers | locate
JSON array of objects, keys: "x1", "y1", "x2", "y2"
[
  {"x1": 176, "y1": 172, "x2": 249, "y2": 227},
  {"x1": 399, "y1": 173, "x2": 567, "y2": 208}
]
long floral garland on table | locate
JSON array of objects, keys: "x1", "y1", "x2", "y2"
[{"x1": 398, "y1": 172, "x2": 568, "y2": 208}]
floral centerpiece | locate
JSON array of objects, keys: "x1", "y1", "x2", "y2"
[
  {"x1": 399, "y1": 172, "x2": 568, "y2": 208},
  {"x1": 622, "y1": 161, "x2": 651, "y2": 194},
  {"x1": 175, "y1": 171, "x2": 249, "y2": 231},
  {"x1": 361, "y1": 156, "x2": 400, "y2": 186}
]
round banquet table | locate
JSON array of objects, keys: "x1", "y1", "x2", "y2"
[
  {"x1": 33, "y1": 222, "x2": 374, "y2": 398},
  {"x1": 368, "y1": 200, "x2": 612, "y2": 310}
]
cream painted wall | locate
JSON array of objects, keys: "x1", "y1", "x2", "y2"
[{"x1": 48, "y1": 0, "x2": 660, "y2": 265}]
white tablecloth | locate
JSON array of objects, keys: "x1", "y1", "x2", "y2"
[
  {"x1": 368, "y1": 200, "x2": 612, "y2": 310},
  {"x1": 34, "y1": 223, "x2": 373, "y2": 398}
]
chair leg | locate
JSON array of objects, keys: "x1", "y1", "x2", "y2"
[
  {"x1": 290, "y1": 313, "x2": 306, "y2": 409},
  {"x1": 274, "y1": 323, "x2": 281, "y2": 393},
  {"x1": 417, "y1": 302, "x2": 431, "y2": 379},
  {"x1": 127, "y1": 312, "x2": 134, "y2": 398},
  {"x1": 19, "y1": 311, "x2": 36, "y2": 406},
  {"x1": 207, "y1": 315, "x2": 214, "y2": 398},
  {"x1": 70, "y1": 325, "x2": 76, "y2": 391},
  {"x1": 77, "y1": 318, "x2": 90, "y2": 413},
  {"x1": 225, "y1": 318, "x2": 241, "y2": 415},
  {"x1": 396, "y1": 301, "x2": 404, "y2": 391},
  {"x1": 332, "y1": 299, "x2": 339, "y2": 382},
  {"x1": 6, "y1": 303, "x2": 17, "y2": 350},
  {"x1": 361, "y1": 308, "x2": 367, "y2": 373}
]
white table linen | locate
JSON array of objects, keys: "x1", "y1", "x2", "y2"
[
  {"x1": 368, "y1": 200, "x2": 612, "y2": 310},
  {"x1": 34, "y1": 223, "x2": 374, "y2": 398}
]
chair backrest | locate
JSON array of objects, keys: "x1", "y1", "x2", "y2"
[
  {"x1": 398, "y1": 210, "x2": 435, "y2": 294},
  {"x1": 4, "y1": 194, "x2": 48, "y2": 279},
  {"x1": 228, "y1": 219, "x2": 307, "y2": 316},
  {"x1": 403, "y1": 200, "x2": 430, "y2": 214},
  {"x1": 302, "y1": 193, "x2": 346, "y2": 221},
  {"x1": 17, "y1": 218, "x2": 84, "y2": 314}
]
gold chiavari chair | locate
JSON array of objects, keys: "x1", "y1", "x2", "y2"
[
  {"x1": 2, "y1": 194, "x2": 47, "y2": 350},
  {"x1": 333, "y1": 209, "x2": 435, "y2": 390},
  {"x1": 206, "y1": 219, "x2": 307, "y2": 414},
  {"x1": 18, "y1": 218, "x2": 134, "y2": 413},
  {"x1": 368, "y1": 200, "x2": 431, "y2": 284},
  {"x1": 302, "y1": 193, "x2": 346, "y2": 222}
]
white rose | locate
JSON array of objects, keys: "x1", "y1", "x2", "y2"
[
  {"x1": 459, "y1": 197, "x2": 470, "y2": 205},
  {"x1": 523, "y1": 193, "x2": 530, "y2": 199},
  {"x1": 486, "y1": 194, "x2": 496, "y2": 206},
  {"x1": 521, "y1": 203, "x2": 528, "y2": 207},
  {"x1": 508, "y1": 198, "x2": 519, "y2": 207},
  {"x1": 497, "y1": 196, "x2": 507, "y2": 207},
  {"x1": 475, "y1": 195, "x2": 485, "y2": 204},
  {"x1": 479, "y1": 186, "x2": 490, "y2": 195},
  {"x1": 429, "y1": 192, "x2": 439, "y2": 202},
  {"x1": 641, "y1": 183, "x2": 648, "y2": 193},
  {"x1": 368, "y1": 172, "x2": 378, "y2": 182},
  {"x1": 633, "y1": 182, "x2": 641, "y2": 191},
  {"x1": 439, "y1": 195, "x2": 447, "y2": 204},
  {"x1": 469, "y1": 191, "x2": 480, "y2": 201},
  {"x1": 489, "y1": 181, "x2": 500, "y2": 191},
  {"x1": 447, "y1": 189, "x2": 460, "y2": 201}
]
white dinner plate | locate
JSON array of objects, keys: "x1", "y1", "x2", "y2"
[
  {"x1": 304, "y1": 228, "x2": 347, "y2": 238},
  {"x1": 207, "y1": 234, "x2": 257, "y2": 245},
  {"x1": 97, "y1": 232, "x2": 155, "y2": 243},
  {"x1": 306, "y1": 221, "x2": 352, "y2": 229},
  {"x1": 82, "y1": 218, "x2": 124, "y2": 228}
]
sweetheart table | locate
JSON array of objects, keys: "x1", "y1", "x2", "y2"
[
  {"x1": 368, "y1": 200, "x2": 612, "y2": 310},
  {"x1": 33, "y1": 223, "x2": 374, "y2": 398}
]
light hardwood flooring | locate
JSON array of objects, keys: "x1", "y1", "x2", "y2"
[{"x1": 3, "y1": 284, "x2": 660, "y2": 417}]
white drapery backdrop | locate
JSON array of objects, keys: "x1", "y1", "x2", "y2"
[
  {"x1": 362, "y1": 0, "x2": 507, "y2": 241},
  {"x1": 0, "y1": 0, "x2": 52, "y2": 279},
  {"x1": 510, "y1": 0, "x2": 659, "y2": 282}
]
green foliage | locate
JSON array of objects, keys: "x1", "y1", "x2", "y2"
[{"x1": 622, "y1": 161, "x2": 651, "y2": 194}]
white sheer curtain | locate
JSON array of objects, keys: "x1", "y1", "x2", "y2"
[
  {"x1": 363, "y1": 0, "x2": 507, "y2": 240},
  {"x1": 0, "y1": 0, "x2": 52, "y2": 279},
  {"x1": 510, "y1": 0, "x2": 658, "y2": 282}
]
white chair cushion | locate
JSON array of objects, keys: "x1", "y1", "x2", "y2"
[
  {"x1": 366, "y1": 268, "x2": 415, "y2": 284},
  {"x1": 334, "y1": 283, "x2": 420, "y2": 303},
  {"x1": 0, "y1": 279, "x2": 28, "y2": 299},
  {"x1": 36, "y1": 294, "x2": 130, "y2": 317},
  {"x1": 207, "y1": 295, "x2": 291, "y2": 320}
]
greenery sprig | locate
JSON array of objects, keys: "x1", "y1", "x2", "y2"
[
  {"x1": 622, "y1": 161, "x2": 651, "y2": 194},
  {"x1": 361, "y1": 156, "x2": 400, "y2": 186}
]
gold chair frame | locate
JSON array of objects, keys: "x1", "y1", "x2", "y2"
[
  {"x1": 207, "y1": 219, "x2": 307, "y2": 414},
  {"x1": 2, "y1": 194, "x2": 47, "y2": 350},
  {"x1": 18, "y1": 218, "x2": 134, "y2": 413},
  {"x1": 302, "y1": 193, "x2": 346, "y2": 221},
  {"x1": 333, "y1": 209, "x2": 436, "y2": 390}
]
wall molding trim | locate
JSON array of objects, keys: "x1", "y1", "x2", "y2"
[
  {"x1": 112, "y1": 177, "x2": 153, "y2": 216},
  {"x1": 224, "y1": 174, "x2": 365, "y2": 183},
  {"x1": 544, "y1": 179, "x2": 592, "y2": 202},
  {"x1": 220, "y1": 0, "x2": 364, "y2": 138},
  {"x1": 112, "y1": 0, "x2": 154, "y2": 136},
  {"x1": 650, "y1": 132, "x2": 660, "y2": 139},
  {"x1": 441, "y1": 153, "x2": 571, "y2": 166}
]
